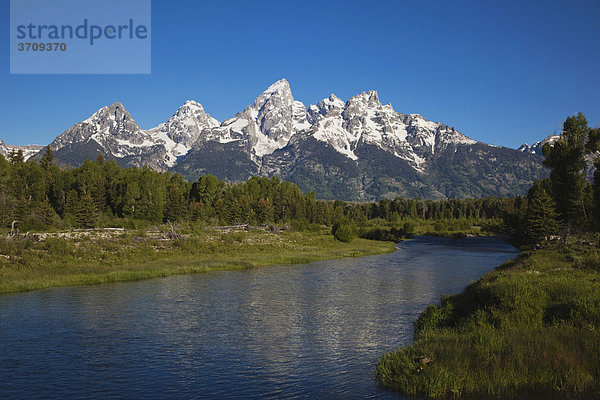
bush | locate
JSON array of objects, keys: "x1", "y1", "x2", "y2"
[
  {"x1": 433, "y1": 221, "x2": 446, "y2": 232},
  {"x1": 332, "y1": 221, "x2": 356, "y2": 242},
  {"x1": 402, "y1": 221, "x2": 417, "y2": 236}
]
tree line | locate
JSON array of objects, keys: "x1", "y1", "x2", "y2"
[
  {"x1": 0, "y1": 147, "x2": 515, "y2": 233},
  {"x1": 505, "y1": 112, "x2": 600, "y2": 244}
]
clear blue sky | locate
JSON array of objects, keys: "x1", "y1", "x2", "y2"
[{"x1": 1, "y1": 0, "x2": 599, "y2": 148}]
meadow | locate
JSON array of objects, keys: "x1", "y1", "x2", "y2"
[
  {"x1": 376, "y1": 236, "x2": 600, "y2": 399},
  {"x1": 0, "y1": 225, "x2": 396, "y2": 295}
]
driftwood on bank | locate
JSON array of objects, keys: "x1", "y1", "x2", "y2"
[{"x1": 205, "y1": 224, "x2": 285, "y2": 234}]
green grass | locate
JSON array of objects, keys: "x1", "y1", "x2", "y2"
[
  {"x1": 0, "y1": 228, "x2": 396, "y2": 295},
  {"x1": 357, "y1": 217, "x2": 500, "y2": 242},
  {"x1": 376, "y1": 238, "x2": 600, "y2": 399}
]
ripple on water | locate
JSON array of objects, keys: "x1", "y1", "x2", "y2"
[{"x1": 0, "y1": 236, "x2": 518, "y2": 399}]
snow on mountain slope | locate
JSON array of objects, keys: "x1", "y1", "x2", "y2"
[
  {"x1": 307, "y1": 94, "x2": 345, "y2": 124},
  {"x1": 0, "y1": 139, "x2": 44, "y2": 161},
  {"x1": 2, "y1": 78, "x2": 551, "y2": 200},
  {"x1": 518, "y1": 135, "x2": 560, "y2": 156},
  {"x1": 148, "y1": 100, "x2": 220, "y2": 166},
  {"x1": 31, "y1": 79, "x2": 485, "y2": 173},
  {"x1": 204, "y1": 79, "x2": 311, "y2": 157},
  {"x1": 307, "y1": 89, "x2": 478, "y2": 171},
  {"x1": 51, "y1": 102, "x2": 146, "y2": 151},
  {"x1": 39, "y1": 102, "x2": 174, "y2": 169}
]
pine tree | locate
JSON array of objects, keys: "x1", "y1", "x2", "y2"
[
  {"x1": 96, "y1": 152, "x2": 105, "y2": 165},
  {"x1": 64, "y1": 190, "x2": 80, "y2": 219},
  {"x1": 76, "y1": 193, "x2": 97, "y2": 228},
  {"x1": 543, "y1": 113, "x2": 590, "y2": 228},
  {"x1": 91, "y1": 176, "x2": 107, "y2": 212},
  {"x1": 525, "y1": 182, "x2": 560, "y2": 243},
  {"x1": 164, "y1": 184, "x2": 185, "y2": 222},
  {"x1": 8, "y1": 149, "x2": 24, "y2": 165},
  {"x1": 255, "y1": 197, "x2": 273, "y2": 224},
  {"x1": 40, "y1": 146, "x2": 54, "y2": 168}
]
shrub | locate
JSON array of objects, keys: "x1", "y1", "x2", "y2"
[
  {"x1": 402, "y1": 221, "x2": 417, "y2": 236},
  {"x1": 333, "y1": 222, "x2": 356, "y2": 242},
  {"x1": 434, "y1": 221, "x2": 446, "y2": 232}
]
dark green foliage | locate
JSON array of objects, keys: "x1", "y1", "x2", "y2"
[
  {"x1": 375, "y1": 113, "x2": 600, "y2": 399},
  {"x1": 8, "y1": 149, "x2": 24, "y2": 165},
  {"x1": 40, "y1": 145, "x2": 54, "y2": 168},
  {"x1": 76, "y1": 193, "x2": 97, "y2": 228},
  {"x1": 543, "y1": 112, "x2": 590, "y2": 227},
  {"x1": 402, "y1": 221, "x2": 416, "y2": 236},
  {"x1": 332, "y1": 218, "x2": 357, "y2": 242},
  {"x1": 501, "y1": 113, "x2": 600, "y2": 245},
  {"x1": 359, "y1": 226, "x2": 404, "y2": 242},
  {"x1": 164, "y1": 182, "x2": 186, "y2": 222},
  {"x1": 0, "y1": 151, "x2": 519, "y2": 234},
  {"x1": 525, "y1": 180, "x2": 560, "y2": 243},
  {"x1": 333, "y1": 223, "x2": 356, "y2": 242}
]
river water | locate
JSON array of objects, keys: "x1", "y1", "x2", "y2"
[{"x1": 0, "y1": 236, "x2": 518, "y2": 399}]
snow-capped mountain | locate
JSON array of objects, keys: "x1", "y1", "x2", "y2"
[
  {"x1": 202, "y1": 79, "x2": 311, "y2": 158},
  {"x1": 147, "y1": 100, "x2": 220, "y2": 166},
  {"x1": 518, "y1": 135, "x2": 560, "y2": 156},
  {"x1": 37, "y1": 101, "x2": 221, "y2": 169},
  {"x1": 40, "y1": 102, "x2": 168, "y2": 169},
  {"x1": 304, "y1": 90, "x2": 476, "y2": 169},
  {"x1": 0, "y1": 138, "x2": 43, "y2": 161},
  {"x1": 518, "y1": 134, "x2": 598, "y2": 181},
  {"x1": 0, "y1": 139, "x2": 9, "y2": 158},
  {"x1": 18, "y1": 79, "x2": 549, "y2": 199}
]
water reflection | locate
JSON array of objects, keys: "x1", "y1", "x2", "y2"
[{"x1": 0, "y1": 236, "x2": 518, "y2": 399}]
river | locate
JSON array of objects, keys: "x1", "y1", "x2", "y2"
[{"x1": 0, "y1": 236, "x2": 518, "y2": 399}]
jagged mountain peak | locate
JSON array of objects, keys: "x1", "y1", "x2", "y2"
[
  {"x1": 65, "y1": 102, "x2": 140, "y2": 139},
  {"x1": 345, "y1": 90, "x2": 381, "y2": 109},
  {"x1": 253, "y1": 78, "x2": 294, "y2": 112},
  {"x1": 206, "y1": 79, "x2": 310, "y2": 157},
  {"x1": 86, "y1": 101, "x2": 129, "y2": 118},
  {"x1": 39, "y1": 101, "x2": 172, "y2": 170},
  {"x1": 327, "y1": 93, "x2": 344, "y2": 104},
  {"x1": 19, "y1": 79, "x2": 550, "y2": 200},
  {"x1": 145, "y1": 100, "x2": 221, "y2": 166},
  {"x1": 80, "y1": 102, "x2": 140, "y2": 135},
  {"x1": 169, "y1": 100, "x2": 219, "y2": 127},
  {"x1": 262, "y1": 78, "x2": 291, "y2": 94},
  {"x1": 307, "y1": 94, "x2": 345, "y2": 123},
  {"x1": 518, "y1": 134, "x2": 559, "y2": 155},
  {"x1": 178, "y1": 100, "x2": 206, "y2": 112}
]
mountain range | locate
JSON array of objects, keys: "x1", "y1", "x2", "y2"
[
  {"x1": 0, "y1": 139, "x2": 44, "y2": 161},
  {"x1": 3, "y1": 79, "x2": 550, "y2": 200}
]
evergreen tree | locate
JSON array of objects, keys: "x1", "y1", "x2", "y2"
[
  {"x1": 8, "y1": 149, "x2": 24, "y2": 165},
  {"x1": 64, "y1": 190, "x2": 80, "y2": 219},
  {"x1": 91, "y1": 176, "x2": 107, "y2": 212},
  {"x1": 96, "y1": 152, "x2": 105, "y2": 165},
  {"x1": 543, "y1": 113, "x2": 590, "y2": 228},
  {"x1": 525, "y1": 181, "x2": 560, "y2": 243},
  {"x1": 76, "y1": 193, "x2": 97, "y2": 228},
  {"x1": 164, "y1": 183, "x2": 186, "y2": 222},
  {"x1": 256, "y1": 197, "x2": 273, "y2": 224},
  {"x1": 40, "y1": 146, "x2": 54, "y2": 168}
]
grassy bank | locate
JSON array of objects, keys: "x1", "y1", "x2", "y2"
[
  {"x1": 0, "y1": 227, "x2": 396, "y2": 295},
  {"x1": 358, "y1": 217, "x2": 501, "y2": 242},
  {"x1": 376, "y1": 237, "x2": 600, "y2": 399}
]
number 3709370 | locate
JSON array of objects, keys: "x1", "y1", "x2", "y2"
[{"x1": 17, "y1": 43, "x2": 66, "y2": 51}]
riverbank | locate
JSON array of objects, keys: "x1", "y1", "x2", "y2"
[
  {"x1": 376, "y1": 237, "x2": 600, "y2": 398},
  {"x1": 0, "y1": 227, "x2": 396, "y2": 295}
]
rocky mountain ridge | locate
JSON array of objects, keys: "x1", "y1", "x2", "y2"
[{"x1": 8, "y1": 79, "x2": 549, "y2": 200}]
